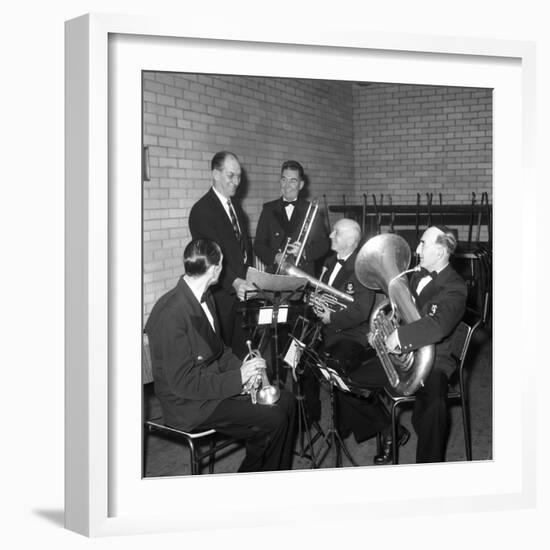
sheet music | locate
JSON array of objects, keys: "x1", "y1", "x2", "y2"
[{"x1": 246, "y1": 267, "x2": 308, "y2": 292}]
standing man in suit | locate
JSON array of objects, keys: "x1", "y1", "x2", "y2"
[
  {"x1": 310, "y1": 219, "x2": 400, "y2": 448},
  {"x1": 254, "y1": 160, "x2": 329, "y2": 276},
  {"x1": 189, "y1": 151, "x2": 255, "y2": 359},
  {"x1": 144, "y1": 239, "x2": 296, "y2": 473}
]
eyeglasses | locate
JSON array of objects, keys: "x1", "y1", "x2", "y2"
[{"x1": 280, "y1": 177, "x2": 300, "y2": 185}]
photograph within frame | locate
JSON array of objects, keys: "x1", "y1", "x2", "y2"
[
  {"x1": 65, "y1": 13, "x2": 535, "y2": 536},
  {"x1": 141, "y1": 71, "x2": 494, "y2": 478}
]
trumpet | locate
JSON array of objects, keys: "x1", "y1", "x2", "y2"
[
  {"x1": 275, "y1": 200, "x2": 319, "y2": 274},
  {"x1": 243, "y1": 340, "x2": 280, "y2": 405},
  {"x1": 309, "y1": 290, "x2": 350, "y2": 313}
]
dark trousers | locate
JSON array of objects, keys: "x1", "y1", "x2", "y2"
[
  {"x1": 335, "y1": 355, "x2": 390, "y2": 443},
  {"x1": 213, "y1": 290, "x2": 249, "y2": 359},
  {"x1": 195, "y1": 389, "x2": 296, "y2": 472},
  {"x1": 344, "y1": 356, "x2": 450, "y2": 462},
  {"x1": 411, "y1": 369, "x2": 449, "y2": 463}
]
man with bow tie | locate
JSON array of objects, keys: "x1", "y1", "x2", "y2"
[
  {"x1": 309, "y1": 218, "x2": 402, "y2": 453},
  {"x1": 383, "y1": 224, "x2": 468, "y2": 463},
  {"x1": 253, "y1": 160, "x2": 329, "y2": 276},
  {"x1": 341, "y1": 224, "x2": 467, "y2": 463},
  {"x1": 144, "y1": 239, "x2": 296, "y2": 473}
]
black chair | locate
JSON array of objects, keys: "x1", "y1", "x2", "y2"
[
  {"x1": 144, "y1": 418, "x2": 238, "y2": 475},
  {"x1": 142, "y1": 336, "x2": 239, "y2": 476},
  {"x1": 383, "y1": 310, "x2": 482, "y2": 464}
]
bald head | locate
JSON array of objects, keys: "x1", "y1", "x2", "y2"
[
  {"x1": 329, "y1": 218, "x2": 362, "y2": 256},
  {"x1": 416, "y1": 225, "x2": 456, "y2": 272}
]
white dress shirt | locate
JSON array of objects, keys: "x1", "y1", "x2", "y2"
[
  {"x1": 185, "y1": 278, "x2": 216, "y2": 332},
  {"x1": 327, "y1": 253, "x2": 352, "y2": 286},
  {"x1": 211, "y1": 186, "x2": 242, "y2": 233}
]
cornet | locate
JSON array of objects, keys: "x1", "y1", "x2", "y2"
[{"x1": 243, "y1": 340, "x2": 280, "y2": 405}]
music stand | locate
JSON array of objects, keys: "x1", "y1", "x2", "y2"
[
  {"x1": 302, "y1": 347, "x2": 359, "y2": 468},
  {"x1": 284, "y1": 316, "x2": 325, "y2": 468},
  {"x1": 245, "y1": 268, "x2": 308, "y2": 387}
]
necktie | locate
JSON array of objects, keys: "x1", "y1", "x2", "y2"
[{"x1": 227, "y1": 199, "x2": 247, "y2": 263}]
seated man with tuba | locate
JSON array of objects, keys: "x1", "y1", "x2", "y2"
[
  {"x1": 144, "y1": 238, "x2": 296, "y2": 472},
  {"x1": 351, "y1": 224, "x2": 468, "y2": 464},
  {"x1": 310, "y1": 218, "x2": 408, "y2": 457},
  {"x1": 253, "y1": 160, "x2": 329, "y2": 276}
]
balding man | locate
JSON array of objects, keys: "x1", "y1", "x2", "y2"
[
  {"x1": 383, "y1": 224, "x2": 468, "y2": 463},
  {"x1": 309, "y1": 218, "x2": 394, "y2": 444},
  {"x1": 189, "y1": 151, "x2": 255, "y2": 359},
  {"x1": 312, "y1": 218, "x2": 374, "y2": 346}
]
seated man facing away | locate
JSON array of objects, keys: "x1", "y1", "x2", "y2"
[{"x1": 144, "y1": 238, "x2": 296, "y2": 473}]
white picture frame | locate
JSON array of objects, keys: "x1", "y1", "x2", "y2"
[{"x1": 65, "y1": 13, "x2": 536, "y2": 537}]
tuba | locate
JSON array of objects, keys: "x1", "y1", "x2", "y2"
[{"x1": 354, "y1": 234, "x2": 434, "y2": 396}]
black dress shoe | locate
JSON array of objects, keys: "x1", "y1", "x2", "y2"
[{"x1": 373, "y1": 426, "x2": 411, "y2": 465}]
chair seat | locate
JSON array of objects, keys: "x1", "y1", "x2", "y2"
[{"x1": 145, "y1": 419, "x2": 216, "y2": 439}]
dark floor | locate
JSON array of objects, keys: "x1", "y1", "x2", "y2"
[{"x1": 143, "y1": 326, "x2": 492, "y2": 476}]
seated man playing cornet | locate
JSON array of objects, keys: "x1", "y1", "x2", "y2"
[{"x1": 145, "y1": 238, "x2": 296, "y2": 472}]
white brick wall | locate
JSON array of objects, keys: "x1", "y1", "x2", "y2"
[{"x1": 143, "y1": 75, "x2": 492, "y2": 317}]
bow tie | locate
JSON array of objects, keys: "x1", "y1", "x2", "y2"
[
  {"x1": 200, "y1": 291, "x2": 211, "y2": 303},
  {"x1": 282, "y1": 200, "x2": 296, "y2": 207},
  {"x1": 336, "y1": 258, "x2": 346, "y2": 266},
  {"x1": 417, "y1": 267, "x2": 437, "y2": 279}
]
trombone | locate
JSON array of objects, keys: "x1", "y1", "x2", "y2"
[{"x1": 275, "y1": 200, "x2": 319, "y2": 274}]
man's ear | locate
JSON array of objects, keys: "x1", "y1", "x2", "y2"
[{"x1": 299, "y1": 180, "x2": 305, "y2": 191}]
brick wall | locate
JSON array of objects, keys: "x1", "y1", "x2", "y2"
[
  {"x1": 353, "y1": 82, "x2": 492, "y2": 202},
  {"x1": 143, "y1": 75, "x2": 492, "y2": 317},
  {"x1": 143, "y1": 73, "x2": 354, "y2": 316}
]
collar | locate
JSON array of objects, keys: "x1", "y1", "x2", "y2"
[
  {"x1": 336, "y1": 252, "x2": 353, "y2": 263},
  {"x1": 211, "y1": 186, "x2": 232, "y2": 209},
  {"x1": 182, "y1": 275, "x2": 210, "y2": 305}
]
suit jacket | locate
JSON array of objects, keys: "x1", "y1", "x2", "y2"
[
  {"x1": 189, "y1": 188, "x2": 253, "y2": 293},
  {"x1": 398, "y1": 263, "x2": 468, "y2": 377},
  {"x1": 144, "y1": 276, "x2": 243, "y2": 430},
  {"x1": 254, "y1": 197, "x2": 329, "y2": 275},
  {"x1": 321, "y1": 250, "x2": 376, "y2": 348}
]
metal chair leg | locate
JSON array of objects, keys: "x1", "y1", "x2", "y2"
[
  {"x1": 391, "y1": 402, "x2": 400, "y2": 465},
  {"x1": 188, "y1": 439, "x2": 198, "y2": 475},
  {"x1": 459, "y1": 372, "x2": 472, "y2": 461},
  {"x1": 208, "y1": 437, "x2": 215, "y2": 474}
]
